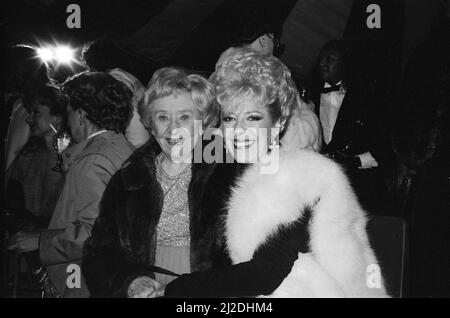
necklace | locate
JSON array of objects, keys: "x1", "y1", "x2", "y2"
[{"x1": 155, "y1": 153, "x2": 191, "y2": 195}]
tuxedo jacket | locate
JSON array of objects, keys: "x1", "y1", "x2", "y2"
[{"x1": 311, "y1": 83, "x2": 390, "y2": 167}]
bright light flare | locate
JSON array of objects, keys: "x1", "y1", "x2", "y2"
[
  {"x1": 54, "y1": 46, "x2": 75, "y2": 64},
  {"x1": 37, "y1": 47, "x2": 54, "y2": 62},
  {"x1": 36, "y1": 44, "x2": 77, "y2": 65}
]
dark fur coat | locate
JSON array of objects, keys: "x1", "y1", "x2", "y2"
[{"x1": 82, "y1": 138, "x2": 242, "y2": 297}]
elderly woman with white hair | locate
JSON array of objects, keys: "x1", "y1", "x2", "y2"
[
  {"x1": 152, "y1": 50, "x2": 388, "y2": 298},
  {"x1": 82, "y1": 67, "x2": 229, "y2": 298}
]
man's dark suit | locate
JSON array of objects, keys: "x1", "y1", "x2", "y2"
[{"x1": 312, "y1": 82, "x2": 394, "y2": 216}]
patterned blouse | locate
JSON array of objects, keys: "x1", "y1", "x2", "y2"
[
  {"x1": 155, "y1": 154, "x2": 191, "y2": 247},
  {"x1": 6, "y1": 138, "x2": 64, "y2": 218}
]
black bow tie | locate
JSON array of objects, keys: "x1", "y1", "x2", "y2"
[{"x1": 321, "y1": 84, "x2": 342, "y2": 94}]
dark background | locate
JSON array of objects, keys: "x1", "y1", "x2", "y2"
[{"x1": 1, "y1": 0, "x2": 449, "y2": 298}]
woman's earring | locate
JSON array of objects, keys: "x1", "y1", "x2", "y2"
[
  {"x1": 269, "y1": 124, "x2": 282, "y2": 150},
  {"x1": 269, "y1": 135, "x2": 280, "y2": 150},
  {"x1": 269, "y1": 140, "x2": 279, "y2": 150}
]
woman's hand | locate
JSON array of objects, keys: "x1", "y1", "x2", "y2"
[
  {"x1": 127, "y1": 276, "x2": 161, "y2": 298},
  {"x1": 7, "y1": 231, "x2": 40, "y2": 253},
  {"x1": 152, "y1": 285, "x2": 166, "y2": 298}
]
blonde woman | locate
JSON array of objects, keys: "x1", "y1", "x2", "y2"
[{"x1": 155, "y1": 50, "x2": 388, "y2": 298}]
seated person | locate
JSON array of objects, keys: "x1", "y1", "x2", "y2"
[
  {"x1": 218, "y1": 47, "x2": 322, "y2": 152},
  {"x1": 82, "y1": 67, "x2": 227, "y2": 298},
  {"x1": 5, "y1": 85, "x2": 67, "y2": 292},
  {"x1": 89, "y1": 50, "x2": 387, "y2": 298},
  {"x1": 109, "y1": 68, "x2": 149, "y2": 148},
  {"x1": 4, "y1": 45, "x2": 54, "y2": 170},
  {"x1": 82, "y1": 41, "x2": 150, "y2": 148},
  {"x1": 6, "y1": 84, "x2": 67, "y2": 234},
  {"x1": 311, "y1": 40, "x2": 392, "y2": 214},
  {"x1": 8, "y1": 72, "x2": 135, "y2": 297},
  {"x1": 281, "y1": 94, "x2": 322, "y2": 152},
  {"x1": 153, "y1": 51, "x2": 387, "y2": 298}
]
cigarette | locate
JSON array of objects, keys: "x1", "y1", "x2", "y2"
[{"x1": 49, "y1": 123, "x2": 58, "y2": 133}]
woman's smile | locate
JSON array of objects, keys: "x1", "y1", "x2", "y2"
[
  {"x1": 233, "y1": 136, "x2": 256, "y2": 149},
  {"x1": 165, "y1": 136, "x2": 184, "y2": 146},
  {"x1": 150, "y1": 92, "x2": 201, "y2": 163}
]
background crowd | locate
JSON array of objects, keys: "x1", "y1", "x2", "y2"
[{"x1": 1, "y1": 0, "x2": 449, "y2": 298}]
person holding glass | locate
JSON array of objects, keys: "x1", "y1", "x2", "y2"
[
  {"x1": 6, "y1": 84, "x2": 68, "y2": 234},
  {"x1": 8, "y1": 72, "x2": 135, "y2": 297}
]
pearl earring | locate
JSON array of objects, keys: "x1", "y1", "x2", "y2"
[
  {"x1": 269, "y1": 140, "x2": 280, "y2": 150},
  {"x1": 269, "y1": 123, "x2": 282, "y2": 150}
]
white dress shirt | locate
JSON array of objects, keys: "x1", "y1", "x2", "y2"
[
  {"x1": 320, "y1": 81, "x2": 345, "y2": 145},
  {"x1": 320, "y1": 82, "x2": 378, "y2": 169}
]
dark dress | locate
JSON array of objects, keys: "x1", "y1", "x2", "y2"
[{"x1": 165, "y1": 210, "x2": 311, "y2": 298}]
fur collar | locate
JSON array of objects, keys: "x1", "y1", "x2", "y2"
[
  {"x1": 119, "y1": 137, "x2": 218, "y2": 192},
  {"x1": 225, "y1": 149, "x2": 337, "y2": 263},
  {"x1": 225, "y1": 149, "x2": 388, "y2": 297},
  {"x1": 120, "y1": 138, "x2": 160, "y2": 191}
]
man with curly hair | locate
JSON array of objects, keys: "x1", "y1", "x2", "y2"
[{"x1": 8, "y1": 72, "x2": 135, "y2": 297}]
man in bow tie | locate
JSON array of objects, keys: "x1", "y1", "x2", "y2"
[{"x1": 311, "y1": 40, "x2": 393, "y2": 216}]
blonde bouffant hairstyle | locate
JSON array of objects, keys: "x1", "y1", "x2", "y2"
[{"x1": 211, "y1": 49, "x2": 298, "y2": 131}]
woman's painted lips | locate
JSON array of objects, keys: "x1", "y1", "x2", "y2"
[
  {"x1": 166, "y1": 137, "x2": 184, "y2": 146},
  {"x1": 233, "y1": 138, "x2": 255, "y2": 149}
]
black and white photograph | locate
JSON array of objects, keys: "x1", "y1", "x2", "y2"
[{"x1": 1, "y1": 0, "x2": 449, "y2": 301}]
